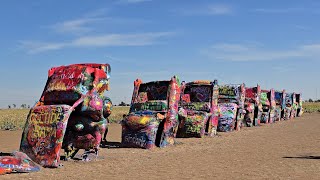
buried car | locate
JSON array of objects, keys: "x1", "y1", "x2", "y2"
[
  {"x1": 217, "y1": 84, "x2": 246, "y2": 132},
  {"x1": 284, "y1": 93, "x2": 295, "y2": 120},
  {"x1": 121, "y1": 76, "x2": 181, "y2": 149},
  {"x1": 244, "y1": 85, "x2": 262, "y2": 127},
  {"x1": 260, "y1": 89, "x2": 276, "y2": 123},
  {"x1": 291, "y1": 93, "x2": 298, "y2": 119},
  {"x1": 274, "y1": 90, "x2": 286, "y2": 121},
  {"x1": 295, "y1": 93, "x2": 303, "y2": 117},
  {"x1": 20, "y1": 63, "x2": 112, "y2": 167},
  {"x1": 176, "y1": 80, "x2": 219, "y2": 138}
]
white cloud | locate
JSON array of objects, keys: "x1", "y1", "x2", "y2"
[
  {"x1": 202, "y1": 43, "x2": 320, "y2": 61},
  {"x1": 48, "y1": 8, "x2": 148, "y2": 35},
  {"x1": 72, "y1": 32, "x2": 173, "y2": 46},
  {"x1": 252, "y1": 7, "x2": 320, "y2": 14},
  {"x1": 116, "y1": 0, "x2": 152, "y2": 4},
  {"x1": 175, "y1": 4, "x2": 233, "y2": 16},
  {"x1": 48, "y1": 8, "x2": 110, "y2": 35},
  {"x1": 21, "y1": 32, "x2": 174, "y2": 53},
  {"x1": 294, "y1": 25, "x2": 311, "y2": 31},
  {"x1": 20, "y1": 41, "x2": 67, "y2": 54},
  {"x1": 50, "y1": 17, "x2": 104, "y2": 34},
  {"x1": 84, "y1": 8, "x2": 109, "y2": 18},
  {"x1": 253, "y1": 8, "x2": 303, "y2": 13},
  {"x1": 207, "y1": 4, "x2": 233, "y2": 15}
]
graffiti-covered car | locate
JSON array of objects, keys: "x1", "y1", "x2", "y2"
[
  {"x1": 284, "y1": 93, "x2": 295, "y2": 120},
  {"x1": 244, "y1": 85, "x2": 262, "y2": 127},
  {"x1": 121, "y1": 76, "x2": 181, "y2": 149},
  {"x1": 295, "y1": 93, "x2": 303, "y2": 117},
  {"x1": 217, "y1": 84, "x2": 246, "y2": 132},
  {"x1": 176, "y1": 80, "x2": 219, "y2": 138},
  {"x1": 274, "y1": 90, "x2": 286, "y2": 121},
  {"x1": 260, "y1": 89, "x2": 276, "y2": 123},
  {"x1": 20, "y1": 63, "x2": 112, "y2": 167},
  {"x1": 291, "y1": 93, "x2": 298, "y2": 118}
]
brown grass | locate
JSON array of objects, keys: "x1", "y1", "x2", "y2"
[
  {"x1": 1, "y1": 103, "x2": 319, "y2": 130},
  {"x1": 303, "y1": 102, "x2": 320, "y2": 113},
  {"x1": 0, "y1": 106, "x2": 130, "y2": 130}
]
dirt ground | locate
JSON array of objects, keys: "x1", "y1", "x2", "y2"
[{"x1": 1, "y1": 113, "x2": 320, "y2": 179}]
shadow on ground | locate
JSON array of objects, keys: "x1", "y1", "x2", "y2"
[
  {"x1": 100, "y1": 141, "x2": 123, "y2": 149},
  {"x1": 283, "y1": 156, "x2": 320, "y2": 159}
]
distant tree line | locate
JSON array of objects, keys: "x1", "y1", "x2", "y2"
[
  {"x1": 115, "y1": 101, "x2": 130, "y2": 106},
  {"x1": 306, "y1": 99, "x2": 320, "y2": 103},
  {"x1": 8, "y1": 104, "x2": 31, "y2": 109}
]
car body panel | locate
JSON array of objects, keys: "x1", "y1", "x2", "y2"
[
  {"x1": 295, "y1": 93, "x2": 303, "y2": 117},
  {"x1": 20, "y1": 63, "x2": 111, "y2": 167},
  {"x1": 244, "y1": 85, "x2": 262, "y2": 127},
  {"x1": 274, "y1": 90, "x2": 286, "y2": 121},
  {"x1": 260, "y1": 89, "x2": 276, "y2": 123},
  {"x1": 218, "y1": 84, "x2": 246, "y2": 132},
  {"x1": 177, "y1": 80, "x2": 219, "y2": 138},
  {"x1": 122, "y1": 76, "x2": 181, "y2": 149}
]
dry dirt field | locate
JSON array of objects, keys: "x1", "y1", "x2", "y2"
[{"x1": 1, "y1": 113, "x2": 320, "y2": 179}]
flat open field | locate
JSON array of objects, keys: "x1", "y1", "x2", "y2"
[{"x1": 1, "y1": 113, "x2": 320, "y2": 179}]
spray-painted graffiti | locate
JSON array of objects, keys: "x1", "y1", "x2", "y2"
[
  {"x1": 219, "y1": 86, "x2": 237, "y2": 97},
  {"x1": 177, "y1": 80, "x2": 219, "y2": 138},
  {"x1": 218, "y1": 103, "x2": 238, "y2": 132},
  {"x1": 0, "y1": 151, "x2": 40, "y2": 174},
  {"x1": 274, "y1": 90, "x2": 286, "y2": 121},
  {"x1": 259, "y1": 89, "x2": 276, "y2": 123},
  {"x1": 122, "y1": 116, "x2": 160, "y2": 149},
  {"x1": 244, "y1": 85, "x2": 262, "y2": 127},
  {"x1": 295, "y1": 93, "x2": 303, "y2": 117},
  {"x1": 20, "y1": 63, "x2": 112, "y2": 167},
  {"x1": 20, "y1": 105, "x2": 72, "y2": 167},
  {"x1": 122, "y1": 76, "x2": 180, "y2": 149},
  {"x1": 260, "y1": 91, "x2": 270, "y2": 123},
  {"x1": 177, "y1": 111, "x2": 209, "y2": 137},
  {"x1": 218, "y1": 84, "x2": 245, "y2": 131},
  {"x1": 284, "y1": 93, "x2": 295, "y2": 120}
]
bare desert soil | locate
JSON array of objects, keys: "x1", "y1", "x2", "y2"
[{"x1": 1, "y1": 113, "x2": 320, "y2": 179}]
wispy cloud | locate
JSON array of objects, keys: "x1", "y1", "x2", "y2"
[
  {"x1": 253, "y1": 8, "x2": 303, "y2": 13},
  {"x1": 252, "y1": 7, "x2": 320, "y2": 14},
  {"x1": 49, "y1": 17, "x2": 148, "y2": 35},
  {"x1": 47, "y1": 8, "x2": 110, "y2": 35},
  {"x1": 72, "y1": 32, "x2": 173, "y2": 46},
  {"x1": 175, "y1": 4, "x2": 233, "y2": 16},
  {"x1": 294, "y1": 25, "x2": 311, "y2": 31},
  {"x1": 115, "y1": 0, "x2": 152, "y2": 4},
  {"x1": 20, "y1": 41, "x2": 66, "y2": 54},
  {"x1": 48, "y1": 8, "x2": 149, "y2": 35},
  {"x1": 201, "y1": 43, "x2": 320, "y2": 61},
  {"x1": 50, "y1": 17, "x2": 104, "y2": 35},
  {"x1": 21, "y1": 32, "x2": 174, "y2": 53},
  {"x1": 206, "y1": 4, "x2": 233, "y2": 15}
]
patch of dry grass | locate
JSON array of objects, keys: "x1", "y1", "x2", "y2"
[
  {"x1": 109, "y1": 106, "x2": 130, "y2": 123},
  {"x1": 303, "y1": 102, "x2": 320, "y2": 113},
  {"x1": 0, "y1": 109, "x2": 29, "y2": 130},
  {"x1": 0, "y1": 106, "x2": 130, "y2": 130}
]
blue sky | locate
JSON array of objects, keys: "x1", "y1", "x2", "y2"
[{"x1": 0, "y1": 0, "x2": 320, "y2": 108}]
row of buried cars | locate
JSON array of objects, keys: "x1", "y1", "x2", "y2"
[
  {"x1": 122, "y1": 75, "x2": 303, "y2": 149},
  {"x1": 2, "y1": 63, "x2": 303, "y2": 172}
]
